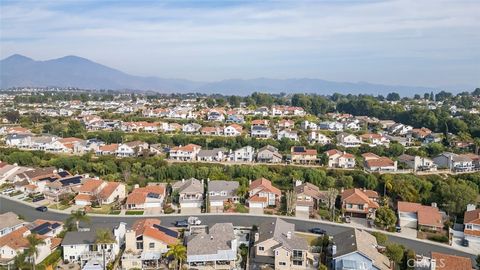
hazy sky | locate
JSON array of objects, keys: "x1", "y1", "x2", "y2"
[{"x1": 1, "y1": 0, "x2": 479, "y2": 88}]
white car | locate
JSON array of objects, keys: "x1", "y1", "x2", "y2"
[
  {"x1": 188, "y1": 216, "x2": 202, "y2": 225},
  {"x1": 2, "y1": 188, "x2": 14, "y2": 195}
]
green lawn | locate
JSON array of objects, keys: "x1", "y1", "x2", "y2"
[
  {"x1": 125, "y1": 210, "x2": 144, "y2": 215},
  {"x1": 48, "y1": 204, "x2": 70, "y2": 210},
  {"x1": 90, "y1": 204, "x2": 114, "y2": 214},
  {"x1": 109, "y1": 210, "x2": 121, "y2": 215}
]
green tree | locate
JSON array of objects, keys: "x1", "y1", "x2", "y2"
[
  {"x1": 5, "y1": 110, "x2": 20, "y2": 123},
  {"x1": 25, "y1": 234, "x2": 45, "y2": 270},
  {"x1": 95, "y1": 229, "x2": 116, "y2": 270},
  {"x1": 374, "y1": 206, "x2": 397, "y2": 230},
  {"x1": 165, "y1": 243, "x2": 187, "y2": 270},
  {"x1": 66, "y1": 210, "x2": 90, "y2": 231},
  {"x1": 371, "y1": 231, "x2": 388, "y2": 245},
  {"x1": 386, "y1": 243, "x2": 405, "y2": 266},
  {"x1": 475, "y1": 254, "x2": 480, "y2": 269},
  {"x1": 386, "y1": 92, "x2": 400, "y2": 101}
]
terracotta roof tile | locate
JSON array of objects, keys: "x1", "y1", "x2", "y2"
[
  {"x1": 431, "y1": 252, "x2": 472, "y2": 270},
  {"x1": 249, "y1": 178, "x2": 281, "y2": 196},
  {"x1": 464, "y1": 209, "x2": 480, "y2": 224},
  {"x1": 397, "y1": 201, "x2": 443, "y2": 228}
]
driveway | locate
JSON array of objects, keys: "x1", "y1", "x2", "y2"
[
  {"x1": 145, "y1": 207, "x2": 163, "y2": 215},
  {"x1": 295, "y1": 210, "x2": 309, "y2": 219},
  {"x1": 249, "y1": 207, "x2": 264, "y2": 215},
  {"x1": 181, "y1": 207, "x2": 201, "y2": 215}
]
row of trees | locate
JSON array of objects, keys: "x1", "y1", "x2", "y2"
[{"x1": 0, "y1": 148, "x2": 478, "y2": 219}]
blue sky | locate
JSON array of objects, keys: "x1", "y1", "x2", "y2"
[{"x1": 1, "y1": 0, "x2": 479, "y2": 89}]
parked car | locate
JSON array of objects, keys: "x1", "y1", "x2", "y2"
[
  {"x1": 309, "y1": 228, "x2": 327, "y2": 235},
  {"x1": 461, "y1": 238, "x2": 469, "y2": 247},
  {"x1": 343, "y1": 216, "x2": 351, "y2": 223},
  {"x1": 2, "y1": 188, "x2": 14, "y2": 195},
  {"x1": 188, "y1": 216, "x2": 202, "y2": 225},
  {"x1": 175, "y1": 220, "x2": 189, "y2": 228},
  {"x1": 35, "y1": 206, "x2": 48, "y2": 212},
  {"x1": 32, "y1": 196, "x2": 45, "y2": 202}
]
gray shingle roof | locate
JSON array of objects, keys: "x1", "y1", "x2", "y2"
[
  {"x1": 172, "y1": 178, "x2": 203, "y2": 194},
  {"x1": 187, "y1": 223, "x2": 236, "y2": 260},
  {"x1": 256, "y1": 218, "x2": 308, "y2": 251}
]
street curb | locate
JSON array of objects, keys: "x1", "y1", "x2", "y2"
[{"x1": 0, "y1": 194, "x2": 476, "y2": 255}]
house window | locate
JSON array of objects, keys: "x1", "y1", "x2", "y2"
[
  {"x1": 347, "y1": 204, "x2": 352, "y2": 209},
  {"x1": 466, "y1": 224, "x2": 473, "y2": 230},
  {"x1": 293, "y1": 260, "x2": 303, "y2": 266},
  {"x1": 136, "y1": 242, "x2": 143, "y2": 249},
  {"x1": 149, "y1": 243, "x2": 155, "y2": 249},
  {"x1": 279, "y1": 262, "x2": 286, "y2": 266},
  {"x1": 293, "y1": 250, "x2": 303, "y2": 258},
  {"x1": 358, "y1": 204, "x2": 364, "y2": 210},
  {"x1": 258, "y1": 246, "x2": 264, "y2": 251}
]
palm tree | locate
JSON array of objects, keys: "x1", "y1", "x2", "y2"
[
  {"x1": 66, "y1": 210, "x2": 90, "y2": 231},
  {"x1": 95, "y1": 229, "x2": 116, "y2": 270},
  {"x1": 25, "y1": 234, "x2": 45, "y2": 270},
  {"x1": 165, "y1": 243, "x2": 186, "y2": 270},
  {"x1": 13, "y1": 251, "x2": 29, "y2": 270},
  {"x1": 236, "y1": 184, "x2": 249, "y2": 203}
]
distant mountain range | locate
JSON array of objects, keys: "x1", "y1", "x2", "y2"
[{"x1": 0, "y1": 54, "x2": 442, "y2": 95}]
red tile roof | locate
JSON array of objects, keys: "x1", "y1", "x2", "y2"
[
  {"x1": 341, "y1": 188, "x2": 379, "y2": 209},
  {"x1": 431, "y1": 252, "x2": 472, "y2": 270},
  {"x1": 397, "y1": 201, "x2": 443, "y2": 228},
  {"x1": 98, "y1": 182, "x2": 121, "y2": 200},
  {"x1": 249, "y1": 178, "x2": 281, "y2": 196},
  {"x1": 0, "y1": 227, "x2": 29, "y2": 249},
  {"x1": 464, "y1": 209, "x2": 480, "y2": 224},
  {"x1": 78, "y1": 179, "x2": 103, "y2": 193}
]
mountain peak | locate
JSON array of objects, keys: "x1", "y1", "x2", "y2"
[
  {"x1": 54, "y1": 55, "x2": 92, "y2": 63},
  {"x1": 2, "y1": 54, "x2": 34, "y2": 62}
]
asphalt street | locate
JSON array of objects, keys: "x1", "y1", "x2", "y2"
[{"x1": 1, "y1": 197, "x2": 477, "y2": 262}]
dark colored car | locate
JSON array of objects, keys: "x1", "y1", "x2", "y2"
[
  {"x1": 175, "y1": 220, "x2": 189, "y2": 227},
  {"x1": 35, "y1": 206, "x2": 48, "y2": 212},
  {"x1": 32, "y1": 196, "x2": 45, "y2": 202},
  {"x1": 461, "y1": 238, "x2": 469, "y2": 247},
  {"x1": 309, "y1": 228, "x2": 327, "y2": 235}
]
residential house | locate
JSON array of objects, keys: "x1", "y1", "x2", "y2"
[
  {"x1": 251, "y1": 125, "x2": 272, "y2": 139},
  {"x1": 74, "y1": 179, "x2": 106, "y2": 206},
  {"x1": 414, "y1": 252, "x2": 473, "y2": 270},
  {"x1": 294, "y1": 181, "x2": 326, "y2": 218},
  {"x1": 248, "y1": 178, "x2": 281, "y2": 209},
  {"x1": 272, "y1": 106, "x2": 306, "y2": 116},
  {"x1": 172, "y1": 178, "x2": 204, "y2": 213},
  {"x1": 319, "y1": 121, "x2": 343, "y2": 131},
  {"x1": 433, "y1": 152, "x2": 474, "y2": 172},
  {"x1": 341, "y1": 188, "x2": 379, "y2": 219},
  {"x1": 226, "y1": 114, "x2": 245, "y2": 124},
  {"x1": 278, "y1": 119, "x2": 295, "y2": 129},
  {"x1": 122, "y1": 219, "x2": 179, "y2": 270},
  {"x1": 186, "y1": 223, "x2": 237, "y2": 269},
  {"x1": 398, "y1": 154, "x2": 437, "y2": 172},
  {"x1": 0, "y1": 212, "x2": 26, "y2": 237},
  {"x1": 257, "y1": 145, "x2": 282, "y2": 163},
  {"x1": 232, "y1": 146, "x2": 255, "y2": 162},
  {"x1": 98, "y1": 182, "x2": 127, "y2": 205},
  {"x1": 0, "y1": 162, "x2": 32, "y2": 185},
  {"x1": 343, "y1": 121, "x2": 361, "y2": 131},
  {"x1": 0, "y1": 226, "x2": 59, "y2": 266},
  {"x1": 360, "y1": 133, "x2": 390, "y2": 146},
  {"x1": 116, "y1": 141, "x2": 149, "y2": 157},
  {"x1": 28, "y1": 219, "x2": 64, "y2": 238},
  {"x1": 208, "y1": 180, "x2": 239, "y2": 213},
  {"x1": 277, "y1": 129, "x2": 299, "y2": 141},
  {"x1": 207, "y1": 110, "x2": 225, "y2": 122},
  {"x1": 16, "y1": 167, "x2": 69, "y2": 192},
  {"x1": 197, "y1": 148, "x2": 228, "y2": 162},
  {"x1": 200, "y1": 126, "x2": 224, "y2": 136},
  {"x1": 182, "y1": 123, "x2": 202, "y2": 134},
  {"x1": 397, "y1": 201, "x2": 444, "y2": 232},
  {"x1": 423, "y1": 133, "x2": 442, "y2": 144},
  {"x1": 388, "y1": 123, "x2": 412, "y2": 135},
  {"x1": 62, "y1": 223, "x2": 126, "y2": 267},
  {"x1": 410, "y1": 127, "x2": 432, "y2": 139},
  {"x1": 463, "y1": 204, "x2": 480, "y2": 246},
  {"x1": 362, "y1": 153, "x2": 397, "y2": 172},
  {"x1": 253, "y1": 218, "x2": 310, "y2": 270},
  {"x1": 224, "y1": 124, "x2": 243, "y2": 136},
  {"x1": 290, "y1": 146, "x2": 317, "y2": 164},
  {"x1": 125, "y1": 184, "x2": 166, "y2": 210},
  {"x1": 169, "y1": 144, "x2": 201, "y2": 161},
  {"x1": 301, "y1": 120, "x2": 317, "y2": 130},
  {"x1": 96, "y1": 144, "x2": 119, "y2": 156},
  {"x1": 329, "y1": 228, "x2": 391, "y2": 270},
  {"x1": 251, "y1": 119, "x2": 270, "y2": 126},
  {"x1": 325, "y1": 149, "x2": 356, "y2": 168},
  {"x1": 48, "y1": 137, "x2": 85, "y2": 153},
  {"x1": 336, "y1": 133, "x2": 361, "y2": 148},
  {"x1": 308, "y1": 131, "x2": 331, "y2": 145},
  {"x1": 43, "y1": 175, "x2": 83, "y2": 202}
]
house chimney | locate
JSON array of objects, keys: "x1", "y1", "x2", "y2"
[
  {"x1": 287, "y1": 231, "x2": 291, "y2": 239},
  {"x1": 331, "y1": 244, "x2": 337, "y2": 255},
  {"x1": 134, "y1": 184, "x2": 139, "y2": 189},
  {"x1": 207, "y1": 178, "x2": 210, "y2": 182},
  {"x1": 466, "y1": 204, "x2": 476, "y2": 212},
  {"x1": 430, "y1": 258, "x2": 436, "y2": 270},
  {"x1": 182, "y1": 178, "x2": 185, "y2": 183},
  {"x1": 431, "y1": 202, "x2": 437, "y2": 208},
  {"x1": 249, "y1": 179, "x2": 252, "y2": 185},
  {"x1": 295, "y1": 180, "x2": 302, "y2": 187},
  {"x1": 254, "y1": 232, "x2": 259, "y2": 242}
]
